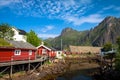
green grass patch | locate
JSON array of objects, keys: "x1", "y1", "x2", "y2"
[
  {"x1": 45, "y1": 61, "x2": 52, "y2": 65},
  {"x1": 0, "y1": 38, "x2": 13, "y2": 47},
  {"x1": 0, "y1": 73, "x2": 3, "y2": 78}
]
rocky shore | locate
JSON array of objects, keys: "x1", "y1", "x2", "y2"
[{"x1": 11, "y1": 59, "x2": 68, "y2": 80}]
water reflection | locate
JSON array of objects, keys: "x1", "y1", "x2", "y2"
[
  {"x1": 56, "y1": 69, "x2": 93, "y2": 80},
  {"x1": 56, "y1": 75, "x2": 92, "y2": 80}
]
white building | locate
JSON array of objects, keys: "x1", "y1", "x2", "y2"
[
  {"x1": 12, "y1": 28, "x2": 27, "y2": 42},
  {"x1": 56, "y1": 51, "x2": 66, "y2": 59}
]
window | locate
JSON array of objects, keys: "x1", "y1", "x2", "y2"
[
  {"x1": 42, "y1": 49, "x2": 47, "y2": 54},
  {"x1": 58, "y1": 52, "x2": 61, "y2": 54},
  {"x1": 29, "y1": 50, "x2": 32, "y2": 55},
  {"x1": 14, "y1": 50, "x2": 21, "y2": 55}
]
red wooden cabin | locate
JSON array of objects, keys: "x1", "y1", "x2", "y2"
[
  {"x1": 37, "y1": 42, "x2": 56, "y2": 58},
  {"x1": 0, "y1": 40, "x2": 36, "y2": 62}
]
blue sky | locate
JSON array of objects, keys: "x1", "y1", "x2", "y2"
[{"x1": 0, "y1": 0, "x2": 120, "y2": 39}]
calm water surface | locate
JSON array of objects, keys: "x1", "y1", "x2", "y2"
[
  {"x1": 56, "y1": 75, "x2": 92, "y2": 80},
  {"x1": 56, "y1": 70, "x2": 93, "y2": 80}
]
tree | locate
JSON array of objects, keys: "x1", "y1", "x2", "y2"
[
  {"x1": 102, "y1": 43, "x2": 115, "y2": 68},
  {"x1": 115, "y1": 37, "x2": 120, "y2": 71},
  {"x1": 27, "y1": 30, "x2": 41, "y2": 47},
  {"x1": 102, "y1": 42, "x2": 112, "y2": 52},
  {"x1": 0, "y1": 23, "x2": 14, "y2": 40},
  {"x1": 116, "y1": 37, "x2": 120, "y2": 51}
]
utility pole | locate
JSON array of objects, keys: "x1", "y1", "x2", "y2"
[{"x1": 61, "y1": 38, "x2": 62, "y2": 51}]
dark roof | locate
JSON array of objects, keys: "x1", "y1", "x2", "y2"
[
  {"x1": 18, "y1": 29, "x2": 26, "y2": 35},
  {"x1": 50, "y1": 47, "x2": 56, "y2": 51},
  {"x1": 8, "y1": 40, "x2": 36, "y2": 50}
]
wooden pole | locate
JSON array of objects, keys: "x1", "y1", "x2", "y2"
[
  {"x1": 0, "y1": 67, "x2": 9, "y2": 74},
  {"x1": 10, "y1": 56, "x2": 13, "y2": 79},
  {"x1": 22, "y1": 65, "x2": 24, "y2": 71},
  {"x1": 40, "y1": 58, "x2": 43, "y2": 71},
  {"x1": 28, "y1": 56, "x2": 30, "y2": 71}
]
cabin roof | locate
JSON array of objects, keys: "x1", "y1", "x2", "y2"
[
  {"x1": 18, "y1": 29, "x2": 26, "y2": 35},
  {"x1": 7, "y1": 40, "x2": 36, "y2": 50},
  {"x1": 12, "y1": 27, "x2": 26, "y2": 35},
  {"x1": 37, "y1": 44, "x2": 51, "y2": 51},
  {"x1": 49, "y1": 47, "x2": 56, "y2": 51},
  {"x1": 69, "y1": 45, "x2": 101, "y2": 53}
]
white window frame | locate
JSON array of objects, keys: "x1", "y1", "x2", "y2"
[
  {"x1": 14, "y1": 50, "x2": 21, "y2": 55},
  {"x1": 42, "y1": 49, "x2": 47, "y2": 54},
  {"x1": 29, "y1": 50, "x2": 32, "y2": 55}
]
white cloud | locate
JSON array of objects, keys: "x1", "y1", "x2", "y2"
[
  {"x1": 0, "y1": 0, "x2": 102, "y2": 26},
  {"x1": 0, "y1": 0, "x2": 20, "y2": 7},
  {"x1": 115, "y1": 7, "x2": 120, "y2": 11},
  {"x1": 64, "y1": 14, "x2": 103, "y2": 26},
  {"x1": 0, "y1": 0, "x2": 92, "y2": 19},
  {"x1": 98, "y1": 5, "x2": 120, "y2": 14},
  {"x1": 61, "y1": 0, "x2": 75, "y2": 8},
  {"x1": 80, "y1": 0, "x2": 92, "y2": 4},
  {"x1": 41, "y1": 25, "x2": 54, "y2": 32},
  {"x1": 103, "y1": 5, "x2": 115, "y2": 10},
  {"x1": 38, "y1": 34, "x2": 59, "y2": 39}
]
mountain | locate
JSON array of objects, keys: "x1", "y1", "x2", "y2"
[
  {"x1": 45, "y1": 27, "x2": 88, "y2": 50},
  {"x1": 87, "y1": 16, "x2": 120, "y2": 46},
  {"x1": 45, "y1": 16, "x2": 120, "y2": 49}
]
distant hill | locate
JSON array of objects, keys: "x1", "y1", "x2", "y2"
[{"x1": 45, "y1": 16, "x2": 120, "y2": 49}]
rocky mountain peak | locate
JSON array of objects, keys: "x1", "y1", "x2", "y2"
[
  {"x1": 104, "y1": 16, "x2": 117, "y2": 24},
  {"x1": 61, "y1": 27, "x2": 74, "y2": 36},
  {"x1": 62, "y1": 27, "x2": 73, "y2": 32},
  {"x1": 91, "y1": 16, "x2": 120, "y2": 46}
]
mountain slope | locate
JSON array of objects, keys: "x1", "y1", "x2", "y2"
[
  {"x1": 45, "y1": 16, "x2": 120, "y2": 49},
  {"x1": 88, "y1": 16, "x2": 120, "y2": 46},
  {"x1": 45, "y1": 27, "x2": 88, "y2": 49}
]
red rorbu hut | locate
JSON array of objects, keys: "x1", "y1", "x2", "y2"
[
  {"x1": 37, "y1": 42, "x2": 56, "y2": 58},
  {"x1": 0, "y1": 40, "x2": 36, "y2": 62}
]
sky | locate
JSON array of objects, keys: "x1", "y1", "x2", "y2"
[{"x1": 0, "y1": 0, "x2": 120, "y2": 39}]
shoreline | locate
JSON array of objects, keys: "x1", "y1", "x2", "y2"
[{"x1": 0, "y1": 57, "x2": 99, "y2": 80}]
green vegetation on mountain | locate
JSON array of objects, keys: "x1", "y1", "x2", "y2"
[
  {"x1": 45, "y1": 16, "x2": 120, "y2": 49},
  {"x1": 45, "y1": 27, "x2": 89, "y2": 50}
]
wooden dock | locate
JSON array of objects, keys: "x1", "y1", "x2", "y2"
[
  {"x1": 0, "y1": 56, "x2": 49, "y2": 79},
  {"x1": 0, "y1": 56, "x2": 47, "y2": 67}
]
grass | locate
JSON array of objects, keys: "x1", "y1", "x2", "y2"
[
  {"x1": 44, "y1": 60, "x2": 52, "y2": 65},
  {"x1": 0, "y1": 73, "x2": 3, "y2": 78},
  {"x1": 0, "y1": 38, "x2": 13, "y2": 47}
]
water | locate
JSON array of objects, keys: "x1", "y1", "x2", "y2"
[
  {"x1": 56, "y1": 75, "x2": 92, "y2": 80},
  {"x1": 56, "y1": 70, "x2": 93, "y2": 80}
]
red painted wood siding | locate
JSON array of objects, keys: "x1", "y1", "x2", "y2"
[
  {"x1": 37, "y1": 46, "x2": 56, "y2": 58},
  {"x1": 13, "y1": 49, "x2": 36, "y2": 61},
  {"x1": 49, "y1": 51, "x2": 56, "y2": 57},
  {"x1": 0, "y1": 49, "x2": 13, "y2": 62},
  {"x1": 37, "y1": 46, "x2": 50, "y2": 56},
  {"x1": 0, "y1": 48, "x2": 36, "y2": 62}
]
